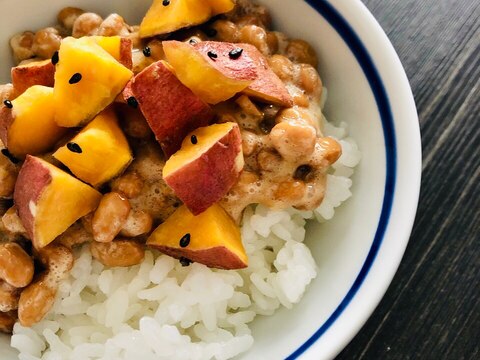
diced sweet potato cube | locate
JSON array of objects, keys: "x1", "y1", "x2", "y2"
[
  {"x1": 147, "y1": 204, "x2": 247, "y2": 270},
  {"x1": 53, "y1": 37, "x2": 133, "y2": 127},
  {"x1": 190, "y1": 42, "x2": 292, "y2": 107},
  {"x1": 163, "y1": 122, "x2": 244, "y2": 215},
  {"x1": 53, "y1": 107, "x2": 132, "y2": 187},
  {"x1": 127, "y1": 60, "x2": 213, "y2": 157},
  {"x1": 207, "y1": 0, "x2": 235, "y2": 14},
  {"x1": 14, "y1": 156, "x2": 102, "y2": 248},
  {"x1": 0, "y1": 85, "x2": 66, "y2": 158},
  {"x1": 139, "y1": 0, "x2": 235, "y2": 38},
  {"x1": 164, "y1": 40, "x2": 257, "y2": 104},
  {"x1": 241, "y1": 44, "x2": 293, "y2": 106},
  {"x1": 140, "y1": 0, "x2": 212, "y2": 38},
  {"x1": 91, "y1": 36, "x2": 133, "y2": 69},
  {"x1": 11, "y1": 59, "x2": 55, "y2": 96}
]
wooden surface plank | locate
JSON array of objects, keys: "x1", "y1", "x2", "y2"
[{"x1": 336, "y1": 0, "x2": 480, "y2": 359}]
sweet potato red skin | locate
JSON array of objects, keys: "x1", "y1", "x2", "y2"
[
  {"x1": 13, "y1": 155, "x2": 51, "y2": 241},
  {"x1": 128, "y1": 61, "x2": 213, "y2": 157},
  {"x1": 241, "y1": 44, "x2": 293, "y2": 107},
  {"x1": 11, "y1": 60, "x2": 55, "y2": 96},
  {"x1": 119, "y1": 38, "x2": 133, "y2": 69},
  {"x1": 191, "y1": 41, "x2": 258, "y2": 82},
  {"x1": 0, "y1": 106, "x2": 14, "y2": 148},
  {"x1": 148, "y1": 244, "x2": 247, "y2": 270},
  {"x1": 121, "y1": 80, "x2": 134, "y2": 103},
  {"x1": 194, "y1": 41, "x2": 293, "y2": 107},
  {"x1": 164, "y1": 125, "x2": 243, "y2": 215},
  {"x1": 192, "y1": 41, "x2": 292, "y2": 106}
]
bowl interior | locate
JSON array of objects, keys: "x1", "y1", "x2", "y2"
[{"x1": 0, "y1": 0, "x2": 407, "y2": 359}]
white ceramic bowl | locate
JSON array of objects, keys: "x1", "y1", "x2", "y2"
[{"x1": 0, "y1": 0, "x2": 421, "y2": 359}]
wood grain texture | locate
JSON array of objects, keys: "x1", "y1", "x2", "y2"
[{"x1": 336, "y1": 0, "x2": 480, "y2": 359}]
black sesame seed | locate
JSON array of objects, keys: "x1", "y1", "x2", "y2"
[
  {"x1": 3, "y1": 100, "x2": 12, "y2": 109},
  {"x1": 263, "y1": 104, "x2": 280, "y2": 121},
  {"x1": 162, "y1": 0, "x2": 170, "y2": 6},
  {"x1": 190, "y1": 135, "x2": 198, "y2": 144},
  {"x1": 207, "y1": 51, "x2": 218, "y2": 60},
  {"x1": 205, "y1": 28, "x2": 217, "y2": 38},
  {"x1": 51, "y1": 51, "x2": 59, "y2": 65},
  {"x1": 259, "y1": 116, "x2": 276, "y2": 134},
  {"x1": 1, "y1": 149, "x2": 19, "y2": 164},
  {"x1": 189, "y1": 38, "x2": 198, "y2": 45},
  {"x1": 69, "y1": 73, "x2": 82, "y2": 84},
  {"x1": 179, "y1": 257, "x2": 192, "y2": 267},
  {"x1": 142, "y1": 46, "x2": 151, "y2": 57},
  {"x1": 229, "y1": 48, "x2": 243, "y2": 59},
  {"x1": 294, "y1": 165, "x2": 312, "y2": 180},
  {"x1": 66, "y1": 142, "x2": 82, "y2": 154},
  {"x1": 179, "y1": 233, "x2": 191, "y2": 248},
  {"x1": 259, "y1": 121, "x2": 270, "y2": 134},
  {"x1": 127, "y1": 96, "x2": 139, "y2": 108}
]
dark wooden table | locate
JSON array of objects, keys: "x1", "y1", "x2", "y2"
[{"x1": 336, "y1": 0, "x2": 480, "y2": 359}]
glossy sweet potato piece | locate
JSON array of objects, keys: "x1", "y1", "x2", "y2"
[
  {"x1": 241, "y1": 44, "x2": 293, "y2": 106},
  {"x1": 53, "y1": 107, "x2": 132, "y2": 187},
  {"x1": 191, "y1": 42, "x2": 292, "y2": 106},
  {"x1": 14, "y1": 156, "x2": 102, "y2": 248},
  {"x1": 147, "y1": 204, "x2": 247, "y2": 270},
  {"x1": 139, "y1": 0, "x2": 234, "y2": 38},
  {"x1": 92, "y1": 36, "x2": 133, "y2": 69},
  {"x1": 127, "y1": 60, "x2": 213, "y2": 157},
  {"x1": 207, "y1": 0, "x2": 235, "y2": 14},
  {"x1": 0, "y1": 85, "x2": 66, "y2": 158},
  {"x1": 11, "y1": 59, "x2": 55, "y2": 96},
  {"x1": 163, "y1": 122, "x2": 244, "y2": 215},
  {"x1": 53, "y1": 37, "x2": 133, "y2": 127},
  {"x1": 164, "y1": 40, "x2": 257, "y2": 104}
]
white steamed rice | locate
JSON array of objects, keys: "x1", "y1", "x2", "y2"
[{"x1": 11, "y1": 117, "x2": 361, "y2": 360}]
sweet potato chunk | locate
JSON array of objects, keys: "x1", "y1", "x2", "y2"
[
  {"x1": 127, "y1": 60, "x2": 213, "y2": 157},
  {"x1": 91, "y1": 36, "x2": 133, "y2": 69},
  {"x1": 190, "y1": 42, "x2": 292, "y2": 106},
  {"x1": 147, "y1": 204, "x2": 247, "y2": 270},
  {"x1": 207, "y1": 0, "x2": 235, "y2": 14},
  {"x1": 14, "y1": 156, "x2": 102, "y2": 248},
  {"x1": 53, "y1": 107, "x2": 132, "y2": 187},
  {"x1": 139, "y1": 0, "x2": 234, "y2": 38},
  {"x1": 0, "y1": 85, "x2": 66, "y2": 158},
  {"x1": 241, "y1": 44, "x2": 293, "y2": 106},
  {"x1": 164, "y1": 40, "x2": 257, "y2": 104},
  {"x1": 163, "y1": 122, "x2": 243, "y2": 215},
  {"x1": 11, "y1": 59, "x2": 55, "y2": 96},
  {"x1": 53, "y1": 37, "x2": 133, "y2": 127}
]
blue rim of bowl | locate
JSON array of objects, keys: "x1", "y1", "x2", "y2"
[{"x1": 286, "y1": 1, "x2": 397, "y2": 359}]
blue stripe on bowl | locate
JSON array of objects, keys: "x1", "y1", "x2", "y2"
[{"x1": 286, "y1": 1, "x2": 397, "y2": 359}]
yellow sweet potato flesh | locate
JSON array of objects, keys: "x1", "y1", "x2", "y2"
[
  {"x1": 91, "y1": 36, "x2": 122, "y2": 60},
  {"x1": 4, "y1": 85, "x2": 66, "y2": 157},
  {"x1": 139, "y1": 0, "x2": 212, "y2": 38},
  {"x1": 90, "y1": 36, "x2": 132, "y2": 69},
  {"x1": 147, "y1": 204, "x2": 248, "y2": 270},
  {"x1": 163, "y1": 122, "x2": 237, "y2": 177},
  {"x1": 207, "y1": 0, "x2": 235, "y2": 14},
  {"x1": 163, "y1": 41, "x2": 253, "y2": 104},
  {"x1": 53, "y1": 37, "x2": 133, "y2": 127},
  {"x1": 53, "y1": 108, "x2": 132, "y2": 187},
  {"x1": 36, "y1": 174, "x2": 100, "y2": 247},
  {"x1": 14, "y1": 156, "x2": 102, "y2": 248}
]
